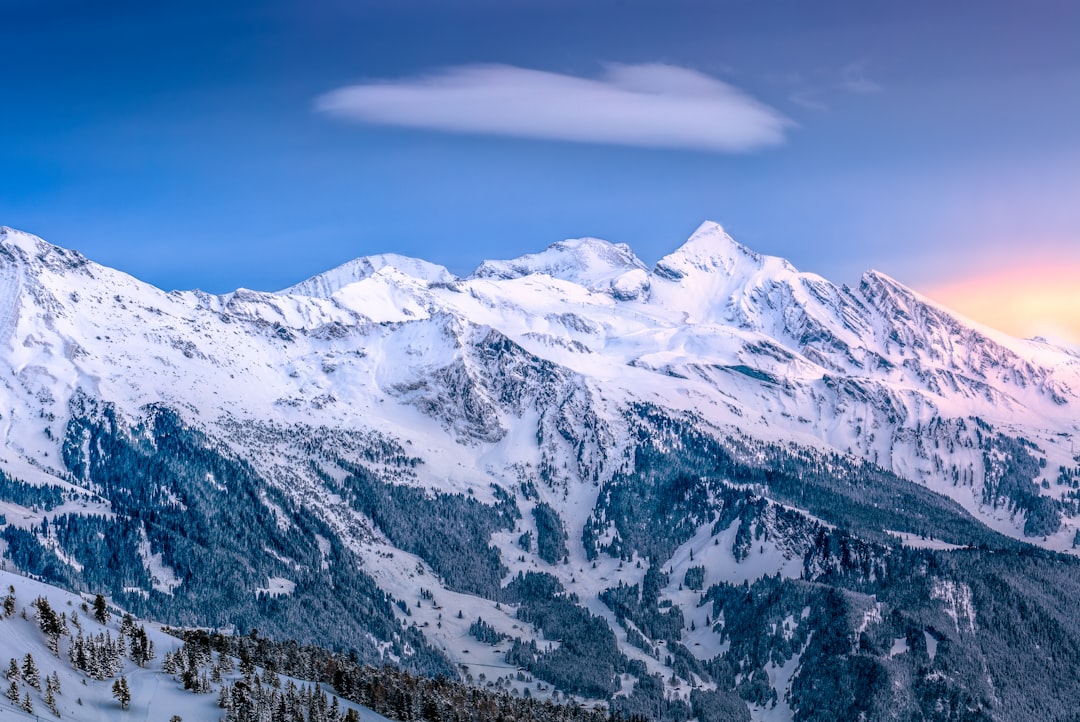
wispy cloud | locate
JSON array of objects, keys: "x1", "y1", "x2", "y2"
[
  {"x1": 789, "y1": 89, "x2": 829, "y2": 112},
  {"x1": 840, "y1": 60, "x2": 882, "y2": 94},
  {"x1": 316, "y1": 64, "x2": 793, "y2": 152},
  {"x1": 771, "y1": 59, "x2": 883, "y2": 113}
]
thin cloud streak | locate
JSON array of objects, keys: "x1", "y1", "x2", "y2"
[
  {"x1": 840, "y1": 60, "x2": 882, "y2": 93},
  {"x1": 316, "y1": 64, "x2": 793, "y2": 152}
]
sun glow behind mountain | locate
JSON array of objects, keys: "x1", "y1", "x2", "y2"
[{"x1": 922, "y1": 263, "x2": 1080, "y2": 345}]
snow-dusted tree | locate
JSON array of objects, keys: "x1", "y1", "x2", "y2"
[
  {"x1": 330, "y1": 695, "x2": 340, "y2": 720},
  {"x1": 104, "y1": 631, "x2": 123, "y2": 677},
  {"x1": 21, "y1": 690, "x2": 33, "y2": 713},
  {"x1": 217, "y1": 681, "x2": 231, "y2": 710},
  {"x1": 5, "y1": 657, "x2": 18, "y2": 681},
  {"x1": 93, "y1": 594, "x2": 110, "y2": 625},
  {"x1": 2, "y1": 585, "x2": 14, "y2": 618},
  {"x1": 129, "y1": 624, "x2": 155, "y2": 666},
  {"x1": 112, "y1": 675, "x2": 131, "y2": 710},
  {"x1": 5, "y1": 679, "x2": 18, "y2": 702},
  {"x1": 22, "y1": 653, "x2": 40, "y2": 690},
  {"x1": 45, "y1": 683, "x2": 59, "y2": 716},
  {"x1": 162, "y1": 650, "x2": 179, "y2": 675},
  {"x1": 33, "y1": 596, "x2": 67, "y2": 655},
  {"x1": 239, "y1": 651, "x2": 257, "y2": 678}
]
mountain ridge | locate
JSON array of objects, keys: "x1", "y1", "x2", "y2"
[{"x1": 2, "y1": 221, "x2": 1080, "y2": 720}]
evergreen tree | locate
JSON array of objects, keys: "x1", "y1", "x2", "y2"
[
  {"x1": 22, "y1": 653, "x2": 40, "y2": 690},
  {"x1": 21, "y1": 690, "x2": 33, "y2": 713},
  {"x1": 5, "y1": 679, "x2": 17, "y2": 702},
  {"x1": 112, "y1": 675, "x2": 131, "y2": 710},
  {"x1": 93, "y1": 593, "x2": 110, "y2": 625},
  {"x1": 33, "y1": 596, "x2": 66, "y2": 655},
  {"x1": 45, "y1": 684, "x2": 59, "y2": 716},
  {"x1": 217, "y1": 682, "x2": 231, "y2": 710},
  {"x1": 2, "y1": 585, "x2": 14, "y2": 618},
  {"x1": 5, "y1": 657, "x2": 18, "y2": 681}
]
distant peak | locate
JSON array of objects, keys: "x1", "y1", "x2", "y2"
[
  {"x1": 0, "y1": 226, "x2": 92, "y2": 274},
  {"x1": 279, "y1": 253, "x2": 455, "y2": 297},
  {"x1": 547, "y1": 236, "x2": 639, "y2": 259},
  {"x1": 653, "y1": 221, "x2": 792, "y2": 281},
  {"x1": 859, "y1": 269, "x2": 919, "y2": 300},
  {"x1": 470, "y1": 235, "x2": 647, "y2": 294}
]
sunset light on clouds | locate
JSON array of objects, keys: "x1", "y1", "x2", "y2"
[{"x1": 921, "y1": 263, "x2": 1080, "y2": 346}]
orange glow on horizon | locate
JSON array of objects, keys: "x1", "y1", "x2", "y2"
[{"x1": 919, "y1": 264, "x2": 1080, "y2": 346}]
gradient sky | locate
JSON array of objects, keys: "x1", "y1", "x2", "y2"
[{"x1": 2, "y1": 0, "x2": 1079, "y2": 341}]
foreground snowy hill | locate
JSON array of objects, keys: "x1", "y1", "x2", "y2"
[
  {"x1": 0, "y1": 568, "x2": 385, "y2": 721},
  {"x1": 2, "y1": 221, "x2": 1080, "y2": 720}
]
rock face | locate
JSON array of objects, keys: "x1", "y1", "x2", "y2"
[{"x1": 2, "y1": 221, "x2": 1080, "y2": 719}]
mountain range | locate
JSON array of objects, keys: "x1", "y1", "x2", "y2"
[{"x1": 2, "y1": 221, "x2": 1079, "y2": 721}]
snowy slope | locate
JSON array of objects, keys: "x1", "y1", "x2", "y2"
[
  {"x1": 280, "y1": 253, "x2": 456, "y2": 297},
  {"x1": 0, "y1": 568, "x2": 383, "y2": 722},
  {"x1": 472, "y1": 237, "x2": 650, "y2": 300}
]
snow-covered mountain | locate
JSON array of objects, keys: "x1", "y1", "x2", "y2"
[{"x1": 2, "y1": 221, "x2": 1080, "y2": 721}]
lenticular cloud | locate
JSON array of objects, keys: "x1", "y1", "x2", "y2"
[{"x1": 316, "y1": 63, "x2": 792, "y2": 152}]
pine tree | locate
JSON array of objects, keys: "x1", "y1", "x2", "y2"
[
  {"x1": 93, "y1": 594, "x2": 110, "y2": 625},
  {"x1": 45, "y1": 684, "x2": 59, "y2": 717},
  {"x1": 22, "y1": 653, "x2": 40, "y2": 690},
  {"x1": 162, "y1": 650, "x2": 177, "y2": 675},
  {"x1": 5, "y1": 679, "x2": 18, "y2": 702},
  {"x1": 112, "y1": 676, "x2": 131, "y2": 710},
  {"x1": 218, "y1": 682, "x2": 231, "y2": 710},
  {"x1": 5, "y1": 657, "x2": 18, "y2": 681},
  {"x1": 21, "y1": 690, "x2": 33, "y2": 713},
  {"x1": 272, "y1": 695, "x2": 287, "y2": 722},
  {"x1": 239, "y1": 652, "x2": 257, "y2": 678},
  {"x1": 33, "y1": 596, "x2": 66, "y2": 656},
  {"x1": 2, "y1": 586, "x2": 14, "y2": 618}
]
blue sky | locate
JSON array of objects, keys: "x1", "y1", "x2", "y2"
[{"x1": 2, "y1": 0, "x2": 1079, "y2": 338}]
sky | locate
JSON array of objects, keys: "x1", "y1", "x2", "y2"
[{"x1": 2, "y1": 0, "x2": 1079, "y2": 341}]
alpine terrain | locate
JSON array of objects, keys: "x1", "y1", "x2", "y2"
[{"x1": 2, "y1": 221, "x2": 1080, "y2": 721}]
